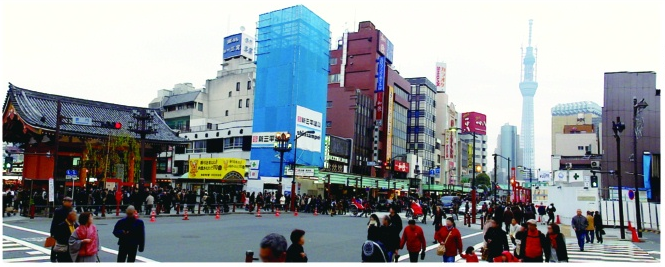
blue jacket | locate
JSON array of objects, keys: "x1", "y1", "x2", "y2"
[
  {"x1": 571, "y1": 215, "x2": 588, "y2": 231},
  {"x1": 112, "y1": 217, "x2": 145, "y2": 251}
]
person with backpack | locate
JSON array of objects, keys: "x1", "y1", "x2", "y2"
[{"x1": 546, "y1": 203, "x2": 556, "y2": 224}]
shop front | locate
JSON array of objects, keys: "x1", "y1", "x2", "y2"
[{"x1": 182, "y1": 158, "x2": 248, "y2": 197}]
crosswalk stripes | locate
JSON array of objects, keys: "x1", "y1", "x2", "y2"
[
  {"x1": 457, "y1": 234, "x2": 659, "y2": 263},
  {"x1": 2, "y1": 236, "x2": 50, "y2": 263}
]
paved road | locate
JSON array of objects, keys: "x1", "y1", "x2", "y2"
[{"x1": 2, "y1": 211, "x2": 660, "y2": 262}]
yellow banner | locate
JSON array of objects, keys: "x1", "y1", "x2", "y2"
[{"x1": 188, "y1": 158, "x2": 246, "y2": 179}]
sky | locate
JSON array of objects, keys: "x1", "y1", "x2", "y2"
[{"x1": 2, "y1": 0, "x2": 663, "y2": 172}]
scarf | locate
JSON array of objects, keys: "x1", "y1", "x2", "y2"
[{"x1": 549, "y1": 233, "x2": 557, "y2": 249}]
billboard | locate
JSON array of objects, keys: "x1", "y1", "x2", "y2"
[
  {"x1": 436, "y1": 62, "x2": 447, "y2": 91},
  {"x1": 538, "y1": 171, "x2": 551, "y2": 182},
  {"x1": 385, "y1": 86, "x2": 395, "y2": 160},
  {"x1": 251, "y1": 132, "x2": 283, "y2": 148},
  {"x1": 223, "y1": 33, "x2": 255, "y2": 60},
  {"x1": 296, "y1": 106, "x2": 323, "y2": 152},
  {"x1": 393, "y1": 160, "x2": 410, "y2": 173},
  {"x1": 188, "y1": 158, "x2": 247, "y2": 179},
  {"x1": 375, "y1": 56, "x2": 386, "y2": 93},
  {"x1": 461, "y1": 112, "x2": 487, "y2": 135}
]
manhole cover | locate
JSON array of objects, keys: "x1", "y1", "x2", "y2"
[{"x1": 181, "y1": 235, "x2": 200, "y2": 239}]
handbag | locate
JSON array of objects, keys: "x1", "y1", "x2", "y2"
[
  {"x1": 436, "y1": 231, "x2": 452, "y2": 256},
  {"x1": 53, "y1": 243, "x2": 68, "y2": 253},
  {"x1": 481, "y1": 246, "x2": 489, "y2": 261},
  {"x1": 600, "y1": 229, "x2": 606, "y2": 235},
  {"x1": 44, "y1": 236, "x2": 56, "y2": 247}
]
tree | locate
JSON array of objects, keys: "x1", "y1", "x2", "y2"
[{"x1": 475, "y1": 173, "x2": 491, "y2": 188}]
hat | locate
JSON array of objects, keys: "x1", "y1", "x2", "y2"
[
  {"x1": 63, "y1": 197, "x2": 73, "y2": 202},
  {"x1": 527, "y1": 219, "x2": 537, "y2": 225}
]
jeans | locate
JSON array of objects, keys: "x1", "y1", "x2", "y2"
[
  {"x1": 575, "y1": 230, "x2": 587, "y2": 250},
  {"x1": 442, "y1": 255, "x2": 455, "y2": 262},
  {"x1": 117, "y1": 244, "x2": 138, "y2": 262},
  {"x1": 408, "y1": 252, "x2": 419, "y2": 262},
  {"x1": 586, "y1": 230, "x2": 595, "y2": 243}
]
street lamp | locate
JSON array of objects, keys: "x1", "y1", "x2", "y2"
[
  {"x1": 128, "y1": 109, "x2": 158, "y2": 188},
  {"x1": 450, "y1": 127, "x2": 480, "y2": 223},
  {"x1": 273, "y1": 132, "x2": 292, "y2": 205},
  {"x1": 517, "y1": 165, "x2": 534, "y2": 203},
  {"x1": 290, "y1": 130, "x2": 315, "y2": 212},
  {"x1": 633, "y1": 98, "x2": 648, "y2": 237},
  {"x1": 612, "y1": 116, "x2": 626, "y2": 239},
  {"x1": 492, "y1": 153, "x2": 510, "y2": 203}
]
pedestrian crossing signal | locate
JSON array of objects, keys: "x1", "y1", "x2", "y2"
[{"x1": 590, "y1": 175, "x2": 598, "y2": 188}]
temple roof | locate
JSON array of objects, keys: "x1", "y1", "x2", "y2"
[{"x1": 3, "y1": 83, "x2": 188, "y2": 145}]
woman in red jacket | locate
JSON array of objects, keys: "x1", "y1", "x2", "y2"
[
  {"x1": 399, "y1": 219, "x2": 427, "y2": 262},
  {"x1": 434, "y1": 217, "x2": 464, "y2": 263}
]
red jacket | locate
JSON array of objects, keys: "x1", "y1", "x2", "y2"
[
  {"x1": 461, "y1": 252, "x2": 479, "y2": 262},
  {"x1": 400, "y1": 225, "x2": 427, "y2": 252},
  {"x1": 434, "y1": 226, "x2": 463, "y2": 257}
]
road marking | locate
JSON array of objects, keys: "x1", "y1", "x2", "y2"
[
  {"x1": 397, "y1": 231, "x2": 484, "y2": 262},
  {"x1": 26, "y1": 251, "x2": 46, "y2": 255},
  {"x1": 3, "y1": 256, "x2": 51, "y2": 262},
  {"x1": 2, "y1": 235, "x2": 52, "y2": 254},
  {"x1": 4, "y1": 247, "x2": 32, "y2": 251},
  {"x1": 3, "y1": 243, "x2": 22, "y2": 247},
  {"x1": 3, "y1": 223, "x2": 159, "y2": 263}
]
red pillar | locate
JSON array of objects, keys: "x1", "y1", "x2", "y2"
[{"x1": 151, "y1": 158, "x2": 157, "y2": 186}]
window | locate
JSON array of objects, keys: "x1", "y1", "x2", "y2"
[
  {"x1": 236, "y1": 82, "x2": 240, "y2": 91},
  {"x1": 225, "y1": 110, "x2": 229, "y2": 116},
  {"x1": 578, "y1": 146, "x2": 584, "y2": 150},
  {"x1": 327, "y1": 101, "x2": 332, "y2": 108},
  {"x1": 223, "y1": 137, "x2": 244, "y2": 150},
  {"x1": 228, "y1": 91, "x2": 232, "y2": 97},
  {"x1": 328, "y1": 74, "x2": 340, "y2": 84},
  {"x1": 197, "y1": 103, "x2": 203, "y2": 111},
  {"x1": 238, "y1": 99, "x2": 242, "y2": 108},
  {"x1": 247, "y1": 81, "x2": 252, "y2": 90},
  {"x1": 329, "y1": 57, "x2": 338, "y2": 65},
  {"x1": 326, "y1": 121, "x2": 332, "y2": 128},
  {"x1": 246, "y1": 98, "x2": 250, "y2": 108}
]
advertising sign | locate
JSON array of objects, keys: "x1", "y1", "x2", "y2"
[
  {"x1": 435, "y1": 62, "x2": 447, "y2": 91},
  {"x1": 105, "y1": 182, "x2": 116, "y2": 191},
  {"x1": 511, "y1": 167, "x2": 516, "y2": 179},
  {"x1": 385, "y1": 86, "x2": 395, "y2": 160},
  {"x1": 385, "y1": 38, "x2": 394, "y2": 63},
  {"x1": 251, "y1": 132, "x2": 283, "y2": 148},
  {"x1": 375, "y1": 56, "x2": 386, "y2": 93},
  {"x1": 643, "y1": 152, "x2": 652, "y2": 199},
  {"x1": 375, "y1": 92, "x2": 384, "y2": 121},
  {"x1": 538, "y1": 171, "x2": 551, "y2": 182},
  {"x1": 188, "y1": 158, "x2": 247, "y2": 179},
  {"x1": 393, "y1": 160, "x2": 410, "y2": 173},
  {"x1": 248, "y1": 170, "x2": 259, "y2": 179},
  {"x1": 461, "y1": 112, "x2": 487, "y2": 135},
  {"x1": 285, "y1": 167, "x2": 315, "y2": 177},
  {"x1": 48, "y1": 178, "x2": 54, "y2": 202},
  {"x1": 378, "y1": 32, "x2": 387, "y2": 56},
  {"x1": 223, "y1": 33, "x2": 255, "y2": 60},
  {"x1": 296, "y1": 106, "x2": 323, "y2": 152},
  {"x1": 249, "y1": 160, "x2": 260, "y2": 170}
]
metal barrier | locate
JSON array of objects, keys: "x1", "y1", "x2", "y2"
[{"x1": 600, "y1": 200, "x2": 660, "y2": 231}]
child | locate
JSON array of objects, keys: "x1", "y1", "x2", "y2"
[{"x1": 460, "y1": 246, "x2": 479, "y2": 262}]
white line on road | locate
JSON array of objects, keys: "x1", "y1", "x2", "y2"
[
  {"x1": 2, "y1": 235, "x2": 52, "y2": 254},
  {"x1": 3, "y1": 223, "x2": 159, "y2": 263},
  {"x1": 26, "y1": 250, "x2": 46, "y2": 255},
  {"x1": 397, "y1": 231, "x2": 485, "y2": 262},
  {"x1": 4, "y1": 247, "x2": 32, "y2": 251},
  {"x1": 3, "y1": 243, "x2": 22, "y2": 247},
  {"x1": 3, "y1": 256, "x2": 51, "y2": 263}
]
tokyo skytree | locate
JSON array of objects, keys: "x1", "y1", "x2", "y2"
[{"x1": 519, "y1": 19, "x2": 538, "y2": 177}]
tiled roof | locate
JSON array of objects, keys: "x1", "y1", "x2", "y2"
[
  {"x1": 3, "y1": 83, "x2": 188, "y2": 145},
  {"x1": 162, "y1": 91, "x2": 200, "y2": 107}
]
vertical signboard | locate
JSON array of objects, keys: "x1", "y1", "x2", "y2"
[
  {"x1": 643, "y1": 152, "x2": 652, "y2": 199},
  {"x1": 48, "y1": 178, "x2": 54, "y2": 202},
  {"x1": 511, "y1": 167, "x2": 516, "y2": 179},
  {"x1": 435, "y1": 62, "x2": 447, "y2": 92},
  {"x1": 378, "y1": 32, "x2": 387, "y2": 56},
  {"x1": 375, "y1": 92, "x2": 384, "y2": 121},
  {"x1": 375, "y1": 56, "x2": 386, "y2": 93},
  {"x1": 295, "y1": 106, "x2": 323, "y2": 152},
  {"x1": 385, "y1": 86, "x2": 395, "y2": 160}
]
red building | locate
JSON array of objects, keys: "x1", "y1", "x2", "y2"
[
  {"x1": 2, "y1": 84, "x2": 188, "y2": 191},
  {"x1": 327, "y1": 21, "x2": 411, "y2": 177}
]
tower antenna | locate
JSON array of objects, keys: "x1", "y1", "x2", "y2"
[{"x1": 528, "y1": 19, "x2": 533, "y2": 47}]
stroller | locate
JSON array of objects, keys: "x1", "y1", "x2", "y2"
[{"x1": 361, "y1": 240, "x2": 389, "y2": 262}]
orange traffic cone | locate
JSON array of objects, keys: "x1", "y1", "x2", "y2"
[
  {"x1": 150, "y1": 209, "x2": 156, "y2": 223},
  {"x1": 314, "y1": 208, "x2": 318, "y2": 216},
  {"x1": 631, "y1": 227, "x2": 641, "y2": 242},
  {"x1": 215, "y1": 207, "x2": 220, "y2": 220},
  {"x1": 275, "y1": 208, "x2": 280, "y2": 217},
  {"x1": 628, "y1": 220, "x2": 633, "y2": 230},
  {"x1": 555, "y1": 215, "x2": 561, "y2": 224},
  {"x1": 537, "y1": 215, "x2": 541, "y2": 223},
  {"x1": 183, "y1": 206, "x2": 189, "y2": 220},
  {"x1": 256, "y1": 206, "x2": 262, "y2": 217},
  {"x1": 294, "y1": 209, "x2": 298, "y2": 217}
]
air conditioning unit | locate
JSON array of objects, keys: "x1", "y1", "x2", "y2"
[
  {"x1": 172, "y1": 167, "x2": 178, "y2": 174},
  {"x1": 590, "y1": 161, "x2": 600, "y2": 169}
]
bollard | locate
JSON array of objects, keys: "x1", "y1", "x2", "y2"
[
  {"x1": 150, "y1": 209, "x2": 156, "y2": 223},
  {"x1": 102, "y1": 204, "x2": 106, "y2": 217},
  {"x1": 215, "y1": 207, "x2": 220, "y2": 220},
  {"x1": 245, "y1": 250, "x2": 258, "y2": 263},
  {"x1": 29, "y1": 204, "x2": 35, "y2": 219},
  {"x1": 233, "y1": 203, "x2": 236, "y2": 213},
  {"x1": 480, "y1": 215, "x2": 485, "y2": 230}
]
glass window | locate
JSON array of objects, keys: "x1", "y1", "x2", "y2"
[
  {"x1": 238, "y1": 99, "x2": 242, "y2": 108},
  {"x1": 225, "y1": 110, "x2": 229, "y2": 116},
  {"x1": 228, "y1": 91, "x2": 232, "y2": 97},
  {"x1": 327, "y1": 101, "x2": 332, "y2": 108},
  {"x1": 246, "y1": 98, "x2": 250, "y2": 108},
  {"x1": 329, "y1": 57, "x2": 338, "y2": 65},
  {"x1": 236, "y1": 82, "x2": 240, "y2": 91},
  {"x1": 326, "y1": 121, "x2": 332, "y2": 128},
  {"x1": 197, "y1": 103, "x2": 203, "y2": 111},
  {"x1": 223, "y1": 137, "x2": 243, "y2": 150},
  {"x1": 247, "y1": 81, "x2": 252, "y2": 90},
  {"x1": 328, "y1": 74, "x2": 340, "y2": 84}
]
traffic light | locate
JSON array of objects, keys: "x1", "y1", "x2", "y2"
[
  {"x1": 383, "y1": 160, "x2": 390, "y2": 170},
  {"x1": 590, "y1": 175, "x2": 598, "y2": 188},
  {"x1": 102, "y1": 121, "x2": 122, "y2": 129},
  {"x1": 4, "y1": 156, "x2": 13, "y2": 170},
  {"x1": 510, "y1": 178, "x2": 516, "y2": 187}
]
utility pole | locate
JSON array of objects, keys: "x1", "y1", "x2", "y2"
[
  {"x1": 633, "y1": 98, "x2": 648, "y2": 237},
  {"x1": 613, "y1": 116, "x2": 626, "y2": 239}
]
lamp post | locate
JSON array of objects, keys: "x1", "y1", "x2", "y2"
[
  {"x1": 492, "y1": 154, "x2": 510, "y2": 203},
  {"x1": 290, "y1": 130, "x2": 315, "y2": 212},
  {"x1": 517, "y1": 165, "x2": 534, "y2": 203},
  {"x1": 273, "y1": 132, "x2": 292, "y2": 206},
  {"x1": 128, "y1": 109, "x2": 158, "y2": 189},
  {"x1": 633, "y1": 98, "x2": 648, "y2": 237},
  {"x1": 448, "y1": 127, "x2": 479, "y2": 223},
  {"x1": 612, "y1": 117, "x2": 626, "y2": 239}
]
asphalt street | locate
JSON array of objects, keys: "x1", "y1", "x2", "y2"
[{"x1": 2, "y1": 211, "x2": 486, "y2": 262}]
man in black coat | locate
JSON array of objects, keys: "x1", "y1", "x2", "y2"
[
  {"x1": 53, "y1": 210, "x2": 79, "y2": 262},
  {"x1": 113, "y1": 205, "x2": 146, "y2": 262},
  {"x1": 49, "y1": 197, "x2": 74, "y2": 262},
  {"x1": 484, "y1": 219, "x2": 510, "y2": 262}
]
